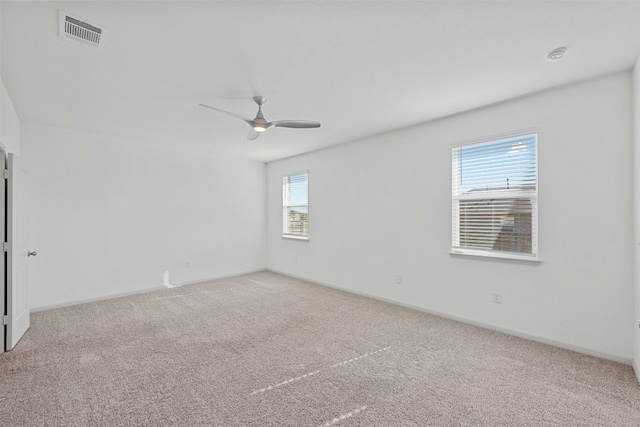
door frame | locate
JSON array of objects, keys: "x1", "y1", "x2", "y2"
[
  {"x1": 0, "y1": 144, "x2": 6, "y2": 352},
  {"x1": 6, "y1": 152, "x2": 30, "y2": 350}
]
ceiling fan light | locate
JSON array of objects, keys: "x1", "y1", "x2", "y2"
[{"x1": 253, "y1": 126, "x2": 267, "y2": 132}]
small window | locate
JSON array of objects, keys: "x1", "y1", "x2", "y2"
[
  {"x1": 451, "y1": 134, "x2": 538, "y2": 260},
  {"x1": 283, "y1": 172, "x2": 309, "y2": 239}
]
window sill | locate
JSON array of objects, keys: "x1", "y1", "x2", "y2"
[
  {"x1": 449, "y1": 249, "x2": 541, "y2": 263},
  {"x1": 282, "y1": 235, "x2": 309, "y2": 241}
]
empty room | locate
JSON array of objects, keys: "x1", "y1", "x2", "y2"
[{"x1": 1, "y1": 1, "x2": 640, "y2": 426}]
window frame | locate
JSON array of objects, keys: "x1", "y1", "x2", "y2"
[
  {"x1": 450, "y1": 132, "x2": 539, "y2": 262},
  {"x1": 282, "y1": 171, "x2": 309, "y2": 240}
]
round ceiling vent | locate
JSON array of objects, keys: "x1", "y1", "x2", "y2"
[{"x1": 546, "y1": 47, "x2": 567, "y2": 62}]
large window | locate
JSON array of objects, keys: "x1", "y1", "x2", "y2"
[
  {"x1": 283, "y1": 171, "x2": 309, "y2": 239},
  {"x1": 451, "y1": 134, "x2": 537, "y2": 260}
]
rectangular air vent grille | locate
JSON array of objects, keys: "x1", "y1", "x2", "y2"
[{"x1": 59, "y1": 11, "x2": 104, "y2": 48}]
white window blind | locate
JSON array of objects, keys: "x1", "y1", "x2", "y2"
[
  {"x1": 283, "y1": 172, "x2": 309, "y2": 238},
  {"x1": 452, "y1": 134, "x2": 537, "y2": 259}
]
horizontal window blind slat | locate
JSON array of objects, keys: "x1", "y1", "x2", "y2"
[
  {"x1": 456, "y1": 166, "x2": 536, "y2": 179},
  {"x1": 454, "y1": 194, "x2": 535, "y2": 201},
  {"x1": 457, "y1": 158, "x2": 534, "y2": 169}
]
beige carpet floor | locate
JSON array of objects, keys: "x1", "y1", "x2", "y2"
[{"x1": 1, "y1": 270, "x2": 639, "y2": 426}]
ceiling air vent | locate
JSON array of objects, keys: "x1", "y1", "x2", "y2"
[{"x1": 59, "y1": 11, "x2": 105, "y2": 48}]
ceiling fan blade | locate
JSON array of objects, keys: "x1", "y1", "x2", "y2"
[
  {"x1": 247, "y1": 130, "x2": 261, "y2": 141},
  {"x1": 199, "y1": 103, "x2": 253, "y2": 126},
  {"x1": 270, "y1": 120, "x2": 321, "y2": 129}
]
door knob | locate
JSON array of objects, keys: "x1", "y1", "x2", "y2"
[{"x1": 28, "y1": 251, "x2": 37, "y2": 257}]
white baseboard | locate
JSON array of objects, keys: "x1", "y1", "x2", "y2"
[
  {"x1": 31, "y1": 268, "x2": 267, "y2": 312},
  {"x1": 31, "y1": 284, "x2": 166, "y2": 312},
  {"x1": 171, "y1": 268, "x2": 266, "y2": 288},
  {"x1": 33, "y1": 267, "x2": 636, "y2": 370},
  {"x1": 267, "y1": 268, "x2": 633, "y2": 366}
]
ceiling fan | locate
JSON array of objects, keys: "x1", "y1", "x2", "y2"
[{"x1": 199, "y1": 96, "x2": 321, "y2": 141}]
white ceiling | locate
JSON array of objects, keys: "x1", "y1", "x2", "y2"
[{"x1": 1, "y1": 1, "x2": 639, "y2": 163}]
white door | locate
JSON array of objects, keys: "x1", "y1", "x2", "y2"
[
  {"x1": 6, "y1": 153, "x2": 30, "y2": 350},
  {"x1": 0, "y1": 147, "x2": 5, "y2": 352}
]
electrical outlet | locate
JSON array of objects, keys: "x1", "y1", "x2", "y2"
[
  {"x1": 395, "y1": 275, "x2": 402, "y2": 285},
  {"x1": 492, "y1": 292, "x2": 502, "y2": 304},
  {"x1": 186, "y1": 260, "x2": 192, "y2": 269}
]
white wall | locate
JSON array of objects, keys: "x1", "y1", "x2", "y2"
[
  {"x1": 268, "y1": 72, "x2": 634, "y2": 362},
  {"x1": 1, "y1": 79, "x2": 20, "y2": 154},
  {"x1": 633, "y1": 56, "x2": 640, "y2": 380},
  {"x1": 21, "y1": 122, "x2": 266, "y2": 310}
]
